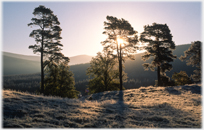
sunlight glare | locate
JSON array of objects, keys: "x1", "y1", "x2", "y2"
[{"x1": 117, "y1": 37, "x2": 124, "y2": 47}]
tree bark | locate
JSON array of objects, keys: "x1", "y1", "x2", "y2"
[
  {"x1": 119, "y1": 43, "x2": 123, "y2": 90},
  {"x1": 41, "y1": 30, "x2": 44, "y2": 94},
  {"x1": 156, "y1": 37, "x2": 161, "y2": 86},
  {"x1": 41, "y1": 46, "x2": 44, "y2": 94}
]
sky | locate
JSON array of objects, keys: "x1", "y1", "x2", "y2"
[{"x1": 1, "y1": 1, "x2": 202, "y2": 57}]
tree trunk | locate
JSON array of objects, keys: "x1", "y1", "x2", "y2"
[
  {"x1": 157, "y1": 66, "x2": 161, "y2": 86},
  {"x1": 41, "y1": 46, "x2": 44, "y2": 94},
  {"x1": 104, "y1": 59, "x2": 108, "y2": 91},
  {"x1": 41, "y1": 30, "x2": 44, "y2": 94},
  {"x1": 156, "y1": 37, "x2": 161, "y2": 86},
  {"x1": 119, "y1": 44, "x2": 123, "y2": 90}
]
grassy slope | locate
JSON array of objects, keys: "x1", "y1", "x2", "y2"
[{"x1": 3, "y1": 84, "x2": 201, "y2": 128}]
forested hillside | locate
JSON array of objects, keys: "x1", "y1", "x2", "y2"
[{"x1": 3, "y1": 44, "x2": 196, "y2": 95}]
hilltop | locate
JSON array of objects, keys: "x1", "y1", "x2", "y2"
[
  {"x1": 3, "y1": 44, "x2": 194, "y2": 76},
  {"x1": 3, "y1": 52, "x2": 92, "y2": 75},
  {"x1": 3, "y1": 84, "x2": 201, "y2": 128}
]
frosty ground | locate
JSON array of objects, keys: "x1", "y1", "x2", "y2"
[{"x1": 3, "y1": 84, "x2": 201, "y2": 128}]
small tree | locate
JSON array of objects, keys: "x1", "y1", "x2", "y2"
[
  {"x1": 172, "y1": 71, "x2": 192, "y2": 85},
  {"x1": 140, "y1": 23, "x2": 177, "y2": 86},
  {"x1": 44, "y1": 61, "x2": 79, "y2": 98},
  {"x1": 87, "y1": 50, "x2": 127, "y2": 94},
  {"x1": 180, "y1": 41, "x2": 201, "y2": 82},
  {"x1": 28, "y1": 5, "x2": 68, "y2": 94},
  {"x1": 101, "y1": 16, "x2": 138, "y2": 90}
]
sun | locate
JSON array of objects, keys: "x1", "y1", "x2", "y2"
[{"x1": 117, "y1": 37, "x2": 124, "y2": 46}]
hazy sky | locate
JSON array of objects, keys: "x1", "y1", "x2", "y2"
[{"x1": 2, "y1": 1, "x2": 202, "y2": 57}]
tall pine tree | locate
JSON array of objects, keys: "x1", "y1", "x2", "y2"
[
  {"x1": 140, "y1": 23, "x2": 176, "y2": 86},
  {"x1": 28, "y1": 5, "x2": 68, "y2": 94},
  {"x1": 101, "y1": 16, "x2": 138, "y2": 90}
]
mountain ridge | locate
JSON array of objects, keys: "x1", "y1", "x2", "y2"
[
  {"x1": 3, "y1": 44, "x2": 197, "y2": 95},
  {"x1": 3, "y1": 51, "x2": 94, "y2": 61},
  {"x1": 3, "y1": 44, "x2": 193, "y2": 76},
  {"x1": 3, "y1": 51, "x2": 93, "y2": 65},
  {"x1": 3, "y1": 43, "x2": 189, "y2": 64}
]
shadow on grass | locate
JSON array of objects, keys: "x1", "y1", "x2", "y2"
[
  {"x1": 165, "y1": 84, "x2": 201, "y2": 95},
  {"x1": 85, "y1": 90, "x2": 201, "y2": 128},
  {"x1": 165, "y1": 87, "x2": 181, "y2": 95},
  {"x1": 83, "y1": 90, "x2": 128, "y2": 128},
  {"x1": 182, "y1": 85, "x2": 201, "y2": 94}
]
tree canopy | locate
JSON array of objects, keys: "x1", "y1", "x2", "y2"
[
  {"x1": 101, "y1": 16, "x2": 138, "y2": 60},
  {"x1": 180, "y1": 41, "x2": 201, "y2": 82}
]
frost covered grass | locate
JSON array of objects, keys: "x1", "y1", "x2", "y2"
[{"x1": 3, "y1": 84, "x2": 201, "y2": 128}]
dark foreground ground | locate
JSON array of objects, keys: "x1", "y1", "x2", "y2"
[{"x1": 3, "y1": 84, "x2": 201, "y2": 128}]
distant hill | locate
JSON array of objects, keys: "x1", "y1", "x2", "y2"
[
  {"x1": 124, "y1": 44, "x2": 195, "y2": 82},
  {"x1": 3, "y1": 44, "x2": 197, "y2": 96},
  {"x1": 3, "y1": 52, "x2": 40, "y2": 62},
  {"x1": 69, "y1": 55, "x2": 93, "y2": 65},
  {"x1": 2, "y1": 52, "x2": 93, "y2": 75},
  {"x1": 3, "y1": 44, "x2": 195, "y2": 80},
  {"x1": 3, "y1": 44, "x2": 193, "y2": 76},
  {"x1": 3, "y1": 52, "x2": 93, "y2": 65},
  {"x1": 3, "y1": 55, "x2": 40, "y2": 76}
]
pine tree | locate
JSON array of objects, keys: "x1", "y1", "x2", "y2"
[
  {"x1": 28, "y1": 5, "x2": 68, "y2": 94},
  {"x1": 44, "y1": 60, "x2": 79, "y2": 98},
  {"x1": 101, "y1": 16, "x2": 138, "y2": 90},
  {"x1": 140, "y1": 23, "x2": 176, "y2": 86},
  {"x1": 180, "y1": 41, "x2": 201, "y2": 82}
]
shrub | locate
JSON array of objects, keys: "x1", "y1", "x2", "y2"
[
  {"x1": 44, "y1": 61, "x2": 79, "y2": 98},
  {"x1": 172, "y1": 71, "x2": 192, "y2": 85}
]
